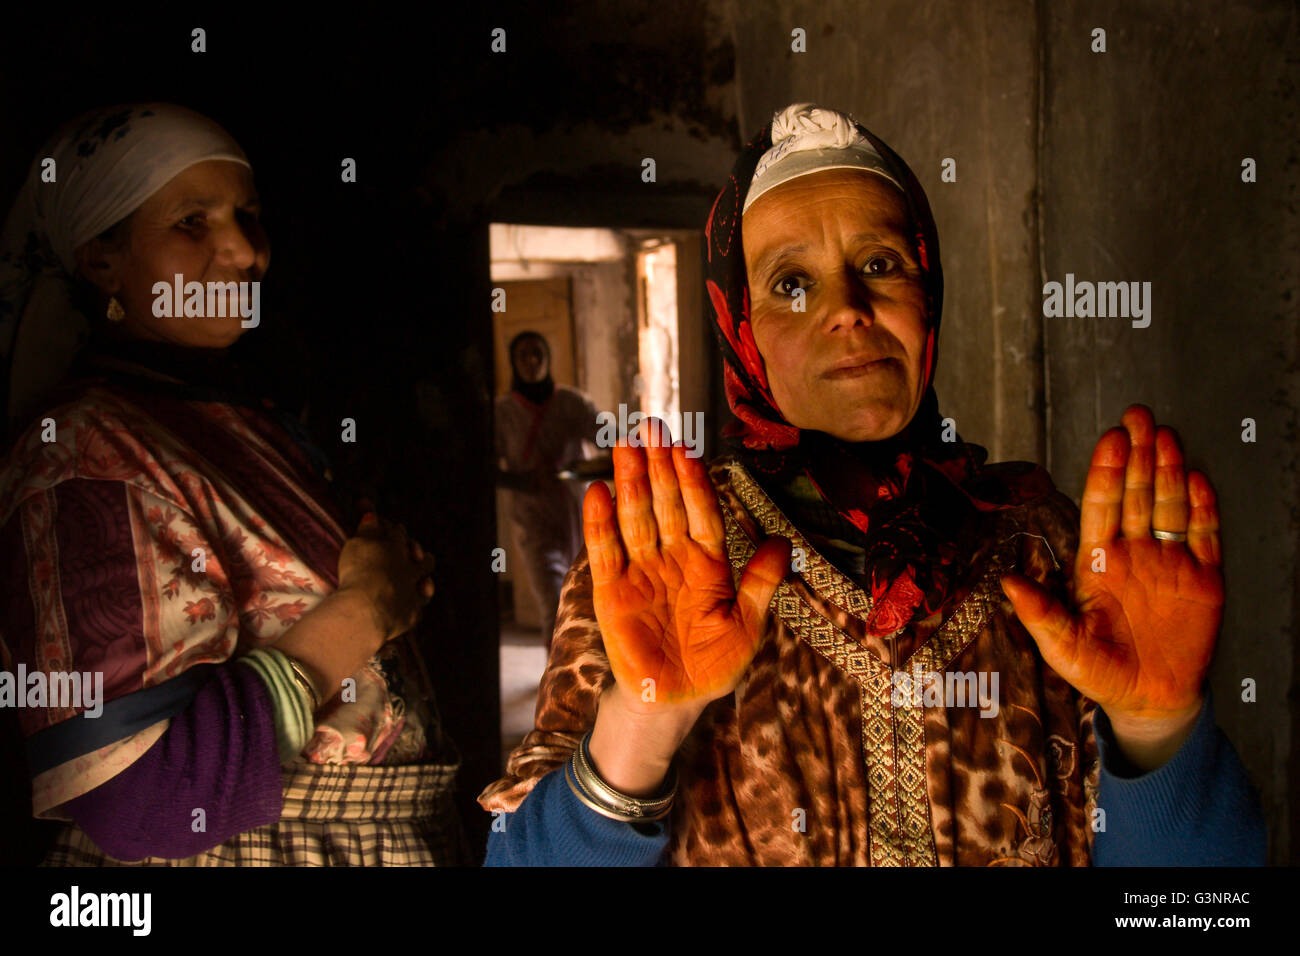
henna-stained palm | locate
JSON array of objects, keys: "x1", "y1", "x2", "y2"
[{"x1": 1000, "y1": 405, "x2": 1222, "y2": 724}]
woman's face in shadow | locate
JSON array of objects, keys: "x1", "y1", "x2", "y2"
[
  {"x1": 742, "y1": 168, "x2": 929, "y2": 443},
  {"x1": 512, "y1": 337, "x2": 549, "y2": 383},
  {"x1": 77, "y1": 159, "x2": 269, "y2": 348}
]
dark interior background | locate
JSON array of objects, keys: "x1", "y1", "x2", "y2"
[{"x1": 0, "y1": 0, "x2": 1295, "y2": 864}]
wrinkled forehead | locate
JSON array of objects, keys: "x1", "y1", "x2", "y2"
[
  {"x1": 741, "y1": 168, "x2": 913, "y2": 260},
  {"x1": 748, "y1": 164, "x2": 906, "y2": 215}
]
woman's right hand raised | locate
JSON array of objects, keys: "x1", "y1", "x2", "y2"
[{"x1": 583, "y1": 417, "x2": 792, "y2": 718}]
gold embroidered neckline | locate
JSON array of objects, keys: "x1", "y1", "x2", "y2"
[
  {"x1": 715, "y1": 455, "x2": 1020, "y2": 867},
  {"x1": 719, "y1": 456, "x2": 1016, "y2": 655},
  {"x1": 719, "y1": 457, "x2": 879, "y2": 626}
]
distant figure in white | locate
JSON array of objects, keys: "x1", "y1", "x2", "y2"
[{"x1": 494, "y1": 332, "x2": 606, "y2": 651}]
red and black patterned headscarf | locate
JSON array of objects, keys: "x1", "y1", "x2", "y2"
[{"x1": 706, "y1": 110, "x2": 1054, "y2": 637}]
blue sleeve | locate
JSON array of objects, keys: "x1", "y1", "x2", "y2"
[
  {"x1": 1092, "y1": 691, "x2": 1266, "y2": 866},
  {"x1": 484, "y1": 764, "x2": 671, "y2": 867}
]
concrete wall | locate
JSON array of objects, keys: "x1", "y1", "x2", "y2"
[{"x1": 1038, "y1": 1, "x2": 1298, "y2": 861}]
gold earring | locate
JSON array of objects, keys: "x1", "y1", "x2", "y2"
[{"x1": 106, "y1": 297, "x2": 125, "y2": 322}]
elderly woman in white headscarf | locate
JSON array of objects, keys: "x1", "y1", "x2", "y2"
[
  {"x1": 0, "y1": 103, "x2": 464, "y2": 865},
  {"x1": 481, "y1": 103, "x2": 1265, "y2": 867}
]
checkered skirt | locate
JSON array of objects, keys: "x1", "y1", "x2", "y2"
[{"x1": 40, "y1": 757, "x2": 466, "y2": 867}]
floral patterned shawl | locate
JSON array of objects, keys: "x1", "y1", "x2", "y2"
[{"x1": 0, "y1": 345, "x2": 433, "y2": 817}]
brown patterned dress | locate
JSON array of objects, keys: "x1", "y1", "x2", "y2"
[{"x1": 480, "y1": 455, "x2": 1101, "y2": 866}]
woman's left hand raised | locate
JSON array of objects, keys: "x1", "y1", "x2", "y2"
[{"x1": 999, "y1": 404, "x2": 1224, "y2": 767}]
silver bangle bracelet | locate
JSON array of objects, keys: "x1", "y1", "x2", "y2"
[{"x1": 565, "y1": 730, "x2": 677, "y2": 822}]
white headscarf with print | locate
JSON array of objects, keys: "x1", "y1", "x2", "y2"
[{"x1": 0, "y1": 102, "x2": 250, "y2": 431}]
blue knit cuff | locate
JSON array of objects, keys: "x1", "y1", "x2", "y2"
[
  {"x1": 1092, "y1": 688, "x2": 1267, "y2": 865},
  {"x1": 485, "y1": 765, "x2": 670, "y2": 866},
  {"x1": 1094, "y1": 692, "x2": 1216, "y2": 836}
]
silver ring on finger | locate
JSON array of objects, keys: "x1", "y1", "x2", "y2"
[{"x1": 1151, "y1": 528, "x2": 1187, "y2": 542}]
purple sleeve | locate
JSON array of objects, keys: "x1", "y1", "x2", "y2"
[{"x1": 61, "y1": 660, "x2": 285, "y2": 861}]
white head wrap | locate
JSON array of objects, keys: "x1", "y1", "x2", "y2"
[
  {"x1": 0, "y1": 102, "x2": 251, "y2": 429},
  {"x1": 743, "y1": 103, "x2": 903, "y2": 214}
]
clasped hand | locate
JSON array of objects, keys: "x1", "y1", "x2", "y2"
[{"x1": 338, "y1": 512, "x2": 437, "y2": 645}]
